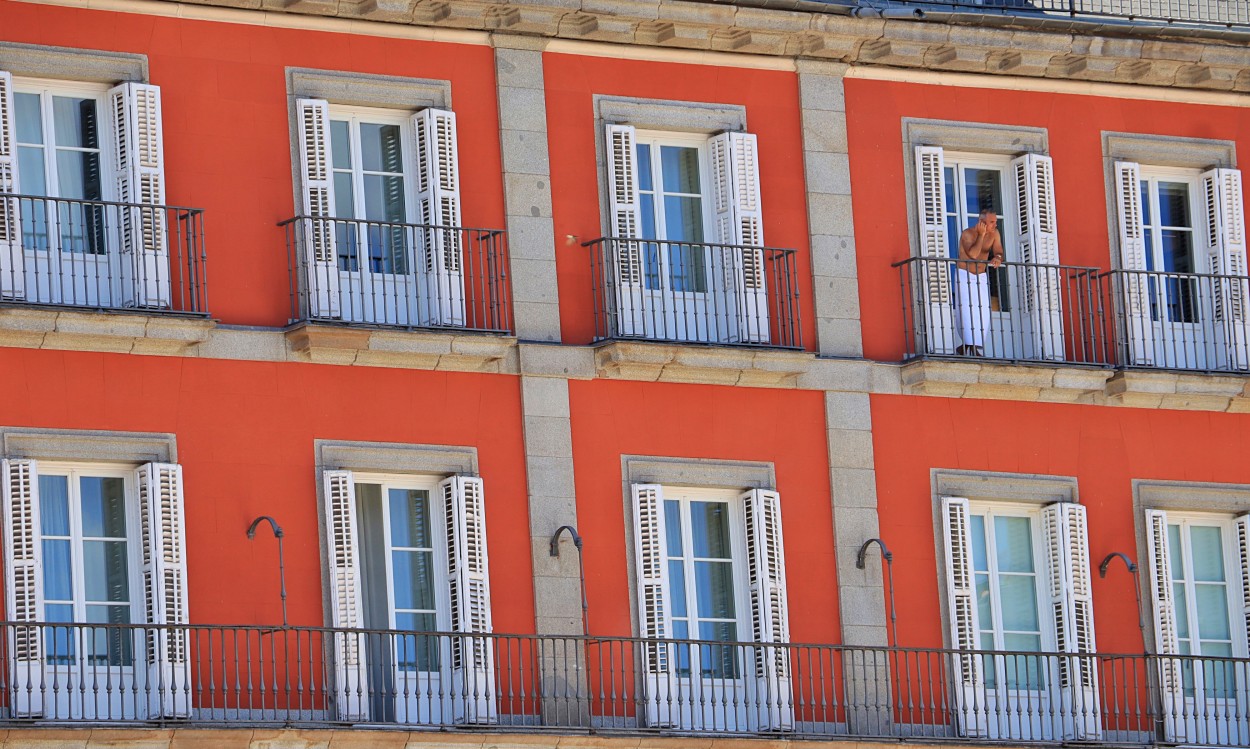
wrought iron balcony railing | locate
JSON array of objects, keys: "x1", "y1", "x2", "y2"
[
  {"x1": 1102, "y1": 268, "x2": 1250, "y2": 373},
  {"x1": 586, "y1": 237, "x2": 803, "y2": 350},
  {"x1": 280, "y1": 216, "x2": 512, "y2": 334},
  {"x1": 878, "y1": 0, "x2": 1250, "y2": 30},
  {"x1": 4, "y1": 621, "x2": 1250, "y2": 747},
  {"x1": 895, "y1": 257, "x2": 1111, "y2": 365},
  {"x1": 0, "y1": 194, "x2": 208, "y2": 315}
]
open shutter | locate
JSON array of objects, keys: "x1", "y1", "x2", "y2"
[
  {"x1": 442, "y1": 475, "x2": 496, "y2": 724},
  {"x1": 605, "y1": 124, "x2": 646, "y2": 337},
  {"x1": 3, "y1": 458, "x2": 43, "y2": 717},
  {"x1": 1145, "y1": 509, "x2": 1183, "y2": 739},
  {"x1": 108, "y1": 83, "x2": 170, "y2": 309},
  {"x1": 1237, "y1": 515, "x2": 1250, "y2": 666},
  {"x1": 136, "y1": 462, "x2": 191, "y2": 718},
  {"x1": 1114, "y1": 162, "x2": 1156, "y2": 366},
  {"x1": 711, "y1": 132, "x2": 769, "y2": 344},
  {"x1": 0, "y1": 71, "x2": 24, "y2": 299},
  {"x1": 631, "y1": 483, "x2": 677, "y2": 727},
  {"x1": 297, "y1": 98, "x2": 340, "y2": 319},
  {"x1": 414, "y1": 108, "x2": 466, "y2": 327},
  {"x1": 1041, "y1": 503, "x2": 1101, "y2": 740},
  {"x1": 322, "y1": 470, "x2": 367, "y2": 721},
  {"x1": 941, "y1": 496, "x2": 986, "y2": 736},
  {"x1": 916, "y1": 147, "x2": 956, "y2": 355},
  {"x1": 743, "y1": 489, "x2": 793, "y2": 731},
  {"x1": 1200, "y1": 168, "x2": 1249, "y2": 370},
  {"x1": 1012, "y1": 154, "x2": 1065, "y2": 361}
]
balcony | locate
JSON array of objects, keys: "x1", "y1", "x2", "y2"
[
  {"x1": 3, "y1": 621, "x2": 1249, "y2": 747},
  {"x1": 0, "y1": 194, "x2": 208, "y2": 315},
  {"x1": 878, "y1": 0, "x2": 1250, "y2": 30},
  {"x1": 586, "y1": 237, "x2": 803, "y2": 350},
  {"x1": 281, "y1": 216, "x2": 512, "y2": 335}
]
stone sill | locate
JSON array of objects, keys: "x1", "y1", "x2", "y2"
[
  {"x1": 903, "y1": 358, "x2": 1250, "y2": 412},
  {"x1": 595, "y1": 340, "x2": 817, "y2": 388},
  {"x1": 0, "y1": 305, "x2": 215, "y2": 355},
  {"x1": 284, "y1": 322, "x2": 518, "y2": 372}
]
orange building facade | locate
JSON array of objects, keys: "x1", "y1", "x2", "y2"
[{"x1": 0, "y1": 0, "x2": 1249, "y2": 747}]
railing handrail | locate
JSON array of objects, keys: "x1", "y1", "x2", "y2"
[
  {"x1": 0, "y1": 192, "x2": 205, "y2": 215},
  {"x1": 891, "y1": 255, "x2": 1104, "y2": 273},
  {"x1": 582, "y1": 235, "x2": 799, "y2": 256},
  {"x1": 278, "y1": 214, "x2": 504, "y2": 236}
]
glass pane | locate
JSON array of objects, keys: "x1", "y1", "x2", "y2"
[
  {"x1": 84, "y1": 540, "x2": 130, "y2": 603},
  {"x1": 330, "y1": 120, "x2": 352, "y2": 170},
  {"x1": 85, "y1": 604, "x2": 132, "y2": 666},
  {"x1": 667, "y1": 235, "x2": 706, "y2": 293},
  {"x1": 52, "y1": 97, "x2": 98, "y2": 149},
  {"x1": 946, "y1": 216, "x2": 960, "y2": 260},
  {"x1": 970, "y1": 515, "x2": 988, "y2": 573},
  {"x1": 395, "y1": 611, "x2": 439, "y2": 672},
  {"x1": 671, "y1": 618, "x2": 691, "y2": 676},
  {"x1": 42, "y1": 539, "x2": 73, "y2": 601},
  {"x1": 1201, "y1": 647, "x2": 1235, "y2": 699},
  {"x1": 943, "y1": 167, "x2": 955, "y2": 213},
  {"x1": 998, "y1": 575, "x2": 1040, "y2": 632},
  {"x1": 1194, "y1": 584, "x2": 1231, "y2": 641},
  {"x1": 694, "y1": 560, "x2": 735, "y2": 619},
  {"x1": 975, "y1": 573, "x2": 993, "y2": 631},
  {"x1": 1158, "y1": 182, "x2": 1191, "y2": 227},
  {"x1": 391, "y1": 550, "x2": 436, "y2": 611},
  {"x1": 363, "y1": 174, "x2": 406, "y2": 223},
  {"x1": 1174, "y1": 583, "x2": 1191, "y2": 640},
  {"x1": 54, "y1": 150, "x2": 102, "y2": 202},
  {"x1": 660, "y1": 146, "x2": 700, "y2": 194},
  {"x1": 18, "y1": 145, "x2": 47, "y2": 197},
  {"x1": 640, "y1": 195, "x2": 661, "y2": 291},
  {"x1": 1168, "y1": 525, "x2": 1185, "y2": 580},
  {"x1": 16, "y1": 93, "x2": 43, "y2": 143},
  {"x1": 661, "y1": 195, "x2": 704, "y2": 245},
  {"x1": 1190, "y1": 526, "x2": 1225, "y2": 582},
  {"x1": 964, "y1": 168, "x2": 1002, "y2": 218},
  {"x1": 669, "y1": 560, "x2": 688, "y2": 618},
  {"x1": 57, "y1": 198, "x2": 106, "y2": 255},
  {"x1": 994, "y1": 516, "x2": 1034, "y2": 573},
  {"x1": 1001, "y1": 634, "x2": 1045, "y2": 690},
  {"x1": 333, "y1": 173, "x2": 355, "y2": 218},
  {"x1": 1140, "y1": 181, "x2": 1152, "y2": 225},
  {"x1": 981, "y1": 632, "x2": 997, "y2": 688},
  {"x1": 389, "y1": 489, "x2": 431, "y2": 549},
  {"x1": 636, "y1": 144, "x2": 653, "y2": 192},
  {"x1": 361, "y1": 123, "x2": 403, "y2": 174},
  {"x1": 690, "y1": 501, "x2": 731, "y2": 559},
  {"x1": 39, "y1": 475, "x2": 70, "y2": 535},
  {"x1": 1161, "y1": 230, "x2": 1194, "y2": 274},
  {"x1": 664, "y1": 500, "x2": 682, "y2": 556},
  {"x1": 45, "y1": 603, "x2": 76, "y2": 665},
  {"x1": 697, "y1": 621, "x2": 739, "y2": 679},
  {"x1": 81, "y1": 476, "x2": 127, "y2": 538}
]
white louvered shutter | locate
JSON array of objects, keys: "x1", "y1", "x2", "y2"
[
  {"x1": 136, "y1": 462, "x2": 191, "y2": 718},
  {"x1": 1237, "y1": 515, "x2": 1250, "y2": 665},
  {"x1": 631, "y1": 483, "x2": 677, "y2": 727},
  {"x1": 1200, "y1": 168, "x2": 1249, "y2": 370},
  {"x1": 940, "y1": 496, "x2": 986, "y2": 736},
  {"x1": 743, "y1": 489, "x2": 793, "y2": 731},
  {"x1": 0, "y1": 71, "x2": 24, "y2": 300},
  {"x1": 108, "y1": 83, "x2": 170, "y2": 308},
  {"x1": 297, "y1": 98, "x2": 340, "y2": 319},
  {"x1": 1145, "y1": 509, "x2": 1182, "y2": 740},
  {"x1": 1114, "y1": 162, "x2": 1156, "y2": 366},
  {"x1": 711, "y1": 132, "x2": 769, "y2": 344},
  {"x1": 1012, "y1": 154, "x2": 1065, "y2": 361},
  {"x1": 916, "y1": 147, "x2": 956, "y2": 355},
  {"x1": 3, "y1": 458, "x2": 43, "y2": 717},
  {"x1": 414, "y1": 108, "x2": 466, "y2": 327},
  {"x1": 322, "y1": 470, "x2": 367, "y2": 721},
  {"x1": 605, "y1": 124, "x2": 646, "y2": 337},
  {"x1": 1041, "y1": 503, "x2": 1101, "y2": 740},
  {"x1": 442, "y1": 475, "x2": 496, "y2": 724}
]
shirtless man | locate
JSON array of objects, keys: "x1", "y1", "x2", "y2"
[{"x1": 955, "y1": 209, "x2": 1004, "y2": 356}]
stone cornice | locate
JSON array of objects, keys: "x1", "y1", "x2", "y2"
[{"x1": 109, "y1": 0, "x2": 1250, "y2": 93}]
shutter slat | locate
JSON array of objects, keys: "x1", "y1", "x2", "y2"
[
  {"x1": 1042, "y1": 503, "x2": 1101, "y2": 740},
  {"x1": 0, "y1": 70, "x2": 25, "y2": 299},
  {"x1": 941, "y1": 496, "x2": 986, "y2": 737},
  {"x1": 1237, "y1": 515, "x2": 1250, "y2": 671},
  {"x1": 442, "y1": 475, "x2": 496, "y2": 725},
  {"x1": 3, "y1": 458, "x2": 43, "y2": 717},
  {"x1": 322, "y1": 470, "x2": 367, "y2": 721},
  {"x1": 743, "y1": 489, "x2": 794, "y2": 731},
  {"x1": 109, "y1": 83, "x2": 170, "y2": 308},
  {"x1": 414, "y1": 108, "x2": 466, "y2": 327},
  {"x1": 1145, "y1": 509, "x2": 1182, "y2": 741},
  {"x1": 136, "y1": 462, "x2": 191, "y2": 717},
  {"x1": 1201, "y1": 168, "x2": 1249, "y2": 370},
  {"x1": 711, "y1": 132, "x2": 769, "y2": 344},
  {"x1": 1115, "y1": 161, "x2": 1156, "y2": 365},
  {"x1": 1011, "y1": 154, "x2": 1065, "y2": 360},
  {"x1": 631, "y1": 483, "x2": 677, "y2": 727},
  {"x1": 605, "y1": 124, "x2": 645, "y2": 337},
  {"x1": 915, "y1": 147, "x2": 955, "y2": 354},
  {"x1": 297, "y1": 99, "x2": 340, "y2": 318}
]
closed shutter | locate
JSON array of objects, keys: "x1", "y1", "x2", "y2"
[
  {"x1": 1114, "y1": 161, "x2": 1156, "y2": 366},
  {"x1": 1145, "y1": 509, "x2": 1183, "y2": 740},
  {"x1": 940, "y1": 496, "x2": 986, "y2": 736},
  {"x1": 297, "y1": 98, "x2": 340, "y2": 319},
  {"x1": 441, "y1": 475, "x2": 496, "y2": 724},
  {"x1": 136, "y1": 462, "x2": 191, "y2": 717},
  {"x1": 0, "y1": 71, "x2": 24, "y2": 299},
  {"x1": 1040, "y1": 502, "x2": 1101, "y2": 740},
  {"x1": 1200, "y1": 168, "x2": 1249, "y2": 370},
  {"x1": 3, "y1": 458, "x2": 43, "y2": 717},
  {"x1": 711, "y1": 132, "x2": 769, "y2": 344},
  {"x1": 742, "y1": 489, "x2": 793, "y2": 731},
  {"x1": 108, "y1": 83, "x2": 170, "y2": 309},
  {"x1": 322, "y1": 470, "x2": 367, "y2": 721},
  {"x1": 915, "y1": 147, "x2": 956, "y2": 354},
  {"x1": 414, "y1": 108, "x2": 466, "y2": 327},
  {"x1": 605, "y1": 124, "x2": 645, "y2": 337},
  {"x1": 1011, "y1": 154, "x2": 1065, "y2": 361},
  {"x1": 631, "y1": 483, "x2": 677, "y2": 727}
]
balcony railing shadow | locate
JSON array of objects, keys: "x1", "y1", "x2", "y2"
[{"x1": 877, "y1": 0, "x2": 1250, "y2": 29}]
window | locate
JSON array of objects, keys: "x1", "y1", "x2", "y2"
[
  {"x1": 968, "y1": 506, "x2": 1046, "y2": 689},
  {"x1": 635, "y1": 132, "x2": 709, "y2": 294},
  {"x1": 630, "y1": 483, "x2": 791, "y2": 731},
  {"x1": 329, "y1": 108, "x2": 412, "y2": 275},
  {"x1": 1167, "y1": 517, "x2": 1238, "y2": 697},
  {"x1": 1139, "y1": 170, "x2": 1201, "y2": 324},
  {"x1": 941, "y1": 154, "x2": 1013, "y2": 313}
]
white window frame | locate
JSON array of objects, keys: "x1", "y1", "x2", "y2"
[
  {"x1": 1162, "y1": 512, "x2": 1247, "y2": 661},
  {"x1": 965, "y1": 500, "x2": 1056, "y2": 657},
  {"x1": 1139, "y1": 166, "x2": 1206, "y2": 276},
  {"x1": 941, "y1": 151, "x2": 1018, "y2": 263},
  {"x1": 11, "y1": 78, "x2": 113, "y2": 202},
  {"x1": 634, "y1": 129, "x2": 715, "y2": 294}
]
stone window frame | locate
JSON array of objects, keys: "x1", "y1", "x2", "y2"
[
  {"x1": 592, "y1": 95, "x2": 748, "y2": 235},
  {"x1": 901, "y1": 118, "x2": 1050, "y2": 261},
  {"x1": 285, "y1": 68, "x2": 453, "y2": 214},
  {"x1": 1101, "y1": 132, "x2": 1237, "y2": 272},
  {"x1": 1131, "y1": 479, "x2": 1250, "y2": 654},
  {"x1": 619, "y1": 454, "x2": 774, "y2": 638},
  {"x1": 0, "y1": 426, "x2": 176, "y2": 464},
  {"x1": 0, "y1": 41, "x2": 147, "y2": 84},
  {"x1": 929, "y1": 468, "x2": 1079, "y2": 650}
]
